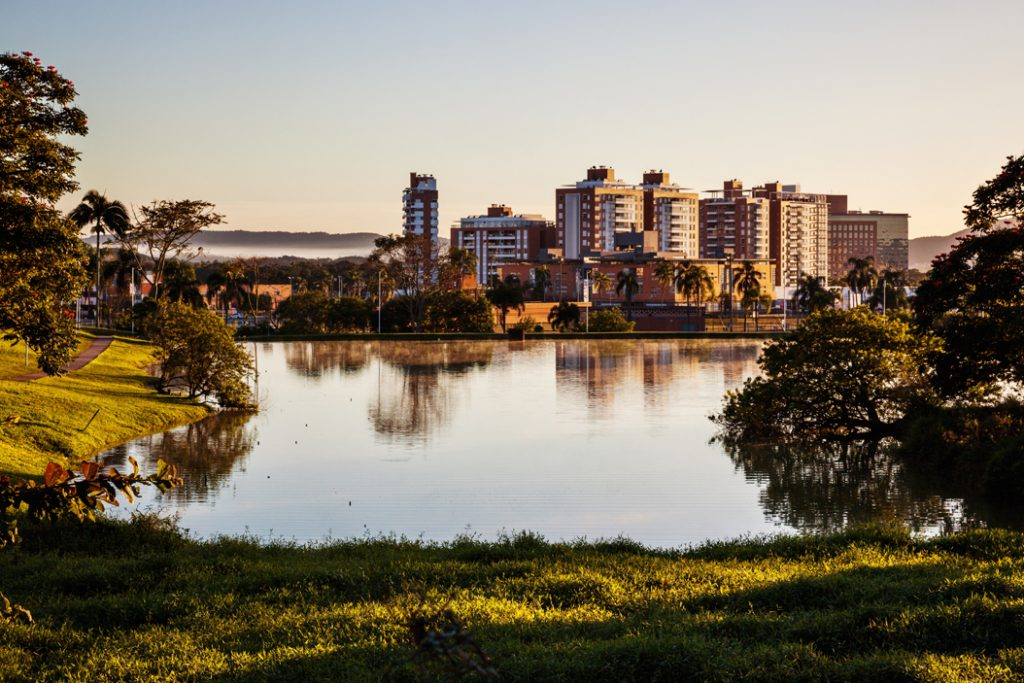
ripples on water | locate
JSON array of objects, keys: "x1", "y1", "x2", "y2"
[{"x1": 100, "y1": 340, "x2": 990, "y2": 546}]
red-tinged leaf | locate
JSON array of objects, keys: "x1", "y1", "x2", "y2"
[
  {"x1": 81, "y1": 462, "x2": 99, "y2": 480},
  {"x1": 44, "y1": 462, "x2": 66, "y2": 487}
]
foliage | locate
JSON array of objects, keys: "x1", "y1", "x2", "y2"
[
  {"x1": 69, "y1": 190, "x2": 130, "y2": 322},
  {"x1": 485, "y1": 275, "x2": 525, "y2": 333},
  {"x1": 441, "y1": 247, "x2": 478, "y2": 291},
  {"x1": 369, "y1": 234, "x2": 441, "y2": 330},
  {"x1": 0, "y1": 52, "x2": 90, "y2": 374},
  {"x1": 914, "y1": 155, "x2": 1024, "y2": 398},
  {"x1": 867, "y1": 269, "x2": 909, "y2": 312},
  {"x1": 674, "y1": 261, "x2": 714, "y2": 307},
  {"x1": 120, "y1": 199, "x2": 224, "y2": 299},
  {"x1": 145, "y1": 300, "x2": 254, "y2": 408},
  {"x1": 547, "y1": 300, "x2": 580, "y2": 332},
  {"x1": 615, "y1": 268, "x2": 640, "y2": 321},
  {"x1": 716, "y1": 309, "x2": 940, "y2": 441},
  {"x1": 423, "y1": 291, "x2": 493, "y2": 333},
  {"x1": 529, "y1": 265, "x2": 551, "y2": 301},
  {"x1": 509, "y1": 316, "x2": 538, "y2": 333},
  {"x1": 845, "y1": 256, "x2": 878, "y2": 306},
  {"x1": 161, "y1": 259, "x2": 204, "y2": 307},
  {"x1": 587, "y1": 307, "x2": 634, "y2": 332},
  {"x1": 274, "y1": 291, "x2": 334, "y2": 333},
  {"x1": 0, "y1": 458, "x2": 181, "y2": 548},
  {"x1": 791, "y1": 274, "x2": 837, "y2": 313},
  {"x1": 9, "y1": 521, "x2": 1024, "y2": 680}
]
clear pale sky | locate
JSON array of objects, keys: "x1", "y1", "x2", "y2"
[{"x1": 6, "y1": 0, "x2": 1022, "y2": 238}]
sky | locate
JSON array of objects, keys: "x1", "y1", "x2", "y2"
[{"x1": 6, "y1": 0, "x2": 1023, "y2": 239}]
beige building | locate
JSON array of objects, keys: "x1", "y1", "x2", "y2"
[
  {"x1": 828, "y1": 210, "x2": 909, "y2": 278},
  {"x1": 451, "y1": 205, "x2": 555, "y2": 285},
  {"x1": 641, "y1": 170, "x2": 700, "y2": 256}
]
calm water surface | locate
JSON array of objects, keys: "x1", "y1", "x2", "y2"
[{"x1": 101, "y1": 340, "x2": 980, "y2": 547}]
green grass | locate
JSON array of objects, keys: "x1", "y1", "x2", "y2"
[
  {"x1": 0, "y1": 335, "x2": 210, "y2": 476},
  {"x1": 4, "y1": 521, "x2": 1024, "y2": 681}
]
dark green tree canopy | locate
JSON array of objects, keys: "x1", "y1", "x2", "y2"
[{"x1": 0, "y1": 52, "x2": 89, "y2": 373}]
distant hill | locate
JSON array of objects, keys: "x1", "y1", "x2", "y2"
[
  {"x1": 909, "y1": 228, "x2": 970, "y2": 270},
  {"x1": 192, "y1": 230, "x2": 382, "y2": 249}
]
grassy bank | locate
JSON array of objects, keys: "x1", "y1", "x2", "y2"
[
  {"x1": 4, "y1": 521, "x2": 1024, "y2": 681},
  {"x1": 0, "y1": 335, "x2": 210, "y2": 476}
]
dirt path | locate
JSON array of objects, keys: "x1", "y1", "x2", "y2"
[{"x1": 6, "y1": 336, "x2": 115, "y2": 381}]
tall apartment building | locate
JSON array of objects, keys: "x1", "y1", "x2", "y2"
[
  {"x1": 640, "y1": 171, "x2": 699, "y2": 256},
  {"x1": 451, "y1": 205, "x2": 555, "y2": 285},
  {"x1": 752, "y1": 182, "x2": 830, "y2": 288},
  {"x1": 828, "y1": 210, "x2": 909, "y2": 279},
  {"x1": 699, "y1": 180, "x2": 771, "y2": 262},
  {"x1": 402, "y1": 172, "x2": 439, "y2": 242},
  {"x1": 556, "y1": 167, "x2": 644, "y2": 259}
]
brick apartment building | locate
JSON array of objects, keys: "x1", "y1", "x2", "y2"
[
  {"x1": 450, "y1": 205, "x2": 555, "y2": 285},
  {"x1": 402, "y1": 172, "x2": 439, "y2": 243}
]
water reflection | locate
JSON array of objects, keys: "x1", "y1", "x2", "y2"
[
  {"x1": 284, "y1": 341, "x2": 372, "y2": 378},
  {"x1": 725, "y1": 440, "x2": 976, "y2": 534},
  {"x1": 368, "y1": 342, "x2": 496, "y2": 443},
  {"x1": 101, "y1": 412, "x2": 257, "y2": 503}
]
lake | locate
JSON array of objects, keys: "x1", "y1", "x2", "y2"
[{"x1": 100, "y1": 340, "x2": 988, "y2": 547}]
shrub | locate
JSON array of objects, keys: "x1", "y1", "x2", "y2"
[
  {"x1": 588, "y1": 308, "x2": 634, "y2": 332},
  {"x1": 145, "y1": 300, "x2": 254, "y2": 408}
]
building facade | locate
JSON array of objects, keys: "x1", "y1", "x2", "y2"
[
  {"x1": 451, "y1": 204, "x2": 555, "y2": 285},
  {"x1": 827, "y1": 211, "x2": 909, "y2": 280},
  {"x1": 556, "y1": 167, "x2": 645, "y2": 259},
  {"x1": 402, "y1": 172, "x2": 439, "y2": 242},
  {"x1": 699, "y1": 180, "x2": 771, "y2": 262},
  {"x1": 641, "y1": 170, "x2": 700, "y2": 256}
]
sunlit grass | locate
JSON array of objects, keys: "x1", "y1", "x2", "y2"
[
  {"x1": 0, "y1": 335, "x2": 209, "y2": 476},
  {"x1": 4, "y1": 521, "x2": 1024, "y2": 681}
]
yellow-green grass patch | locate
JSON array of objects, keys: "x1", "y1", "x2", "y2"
[{"x1": 0, "y1": 336, "x2": 210, "y2": 476}]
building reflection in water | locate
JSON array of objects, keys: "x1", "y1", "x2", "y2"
[
  {"x1": 99, "y1": 412, "x2": 257, "y2": 503},
  {"x1": 554, "y1": 340, "x2": 761, "y2": 415},
  {"x1": 368, "y1": 341, "x2": 496, "y2": 443}
]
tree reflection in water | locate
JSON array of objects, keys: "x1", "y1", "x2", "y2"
[
  {"x1": 369, "y1": 342, "x2": 495, "y2": 443},
  {"x1": 99, "y1": 412, "x2": 257, "y2": 503},
  {"x1": 722, "y1": 439, "x2": 980, "y2": 534},
  {"x1": 284, "y1": 341, "x2": 373, "y2": 379}
]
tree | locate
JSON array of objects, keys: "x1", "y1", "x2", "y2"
[
  {"x1": 654, "y1": 260, "x2": 677, "y2": 294},
  {"x1": 792, "y1": 274, "x2": 837, "y2": 313},
  {"x1": 588, "y1": 307, "x2": 634, "y2": 332},
  {"x1": 369, "y1": 234, "x2": 442, "y2": 331},
  {"x1": 675, "y1": 262, "x2": 714, "y2": 328},
  {"x1": 423, "y1": 292, "x2": 492, "y2": 333},
  {"x1": 145, "y1": 300, "x2": 254, "y2": 408},
  {"x1": 121, "y1": 199, "x2": 224, "y2": 300},
  {"x1": 733, "y1": 261, "x2": 763, "y2": 331},
  {"x1": 0, "y1": 52, "x2": 90, "y2": 373},
  {"x1": 715, "y1": 309, "x2": 940, "y2": 442},
  {"x1": 547, "y1": 300, "x2": 580, "y2": 332},
  {"x1": 591, "y1": 271, "x2": 612, "y2": 301},
  {"x1": 69, "y1": 190, "x2": 130, "y2": 323},
  {"x1": 914, "y1": 154, "x2": 1024, "y2": 397},
  {"x1": 275, "y1": 291, "x2": 333, "y2": 333},
  {"x1": 485, "y1": 275, "x2": 525, "y2": 333},
  {"x1": 161, "y1": 260, "x2": 204, "y2": 307},
  {"x1": 530, "y1": 265, "x2": 551, "y2": 301},
  {"x1": 615, "y1": 268, "x2": 640, "y2": 322},
  {"x1": 845, "y1": 256, "x2": 878, "y2": 307},
  {"x1": 867, "y1": 269, "x2": 909, "y2": 313},
  {"x1": 442, "y1": 247, "x2": 477, "y2": 290}
]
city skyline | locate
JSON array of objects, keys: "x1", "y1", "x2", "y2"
[{"x1": 6, "y1": 0, "x2": 1023, "y2": 239}]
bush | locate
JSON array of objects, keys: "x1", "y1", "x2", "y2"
[
  {"x1": 145, "y1": 300, "x2": 254, "y2": 408},
  {"x1": 588, "y1": 308, "x2": 634, "y2": 332},
  {"x1": 423, "y1": 291, "x2": 493, "y2": 333}
]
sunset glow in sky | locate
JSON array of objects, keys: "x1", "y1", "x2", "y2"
[{"x1": 6, "y1": 0, "x2": 1023, "y2": 238}]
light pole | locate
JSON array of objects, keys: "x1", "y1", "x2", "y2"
[{"x1": 377, "y1": 269, "x2": 382, "y2": 334}]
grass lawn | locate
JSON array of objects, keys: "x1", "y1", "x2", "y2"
[
  {"x1": 3, "y1": 521, "x2": 1024, "y2": 681},
  {"x1": 0, "y1": 334, "x2": 210, "y2": 476}
]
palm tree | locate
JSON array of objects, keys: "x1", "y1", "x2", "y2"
[
  {"x1": 867, "y1": 269, "x2": 909, "y2": 313},
  {"x1": 591, "y1": 271, "x2": 612, "y2": 302},
  {"x1": 531, "y1": 265, "x2": 551, "y2": 301},
  {"x1": 446, "y1": 247, "x2": 478, "y2": 289},
  {"x1": 792, "y1": 274, "x2": 836, "y2": 313},
  {"x1": 675, "y1": 262, "x2": 714, "y2": 329},
  {"x1": 547, "y1": 300, "x2": 580, "y2": 332},
  {"x1": 653, "y1": 260, "x2": 677, "y2": 298},
  {"x1": 733, "y1": 261, "x2": 763, "y2": 331},
  {"x1": 69, "y1": 190, "x2": 130, "y2": 324},
  {"x1": 845, "y1": 256, "x2": 878, "y2": 307},
  {"x1": 615, "y1": 268, "x2": 640, "y2": 322}
]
